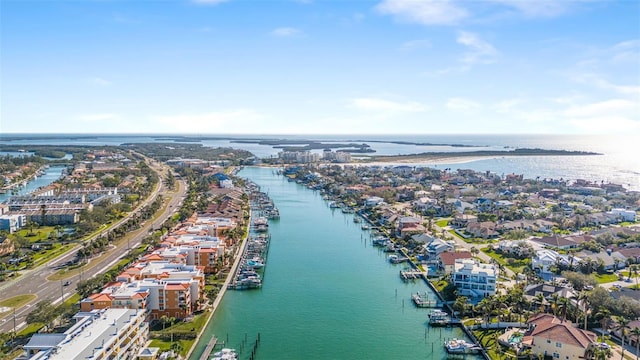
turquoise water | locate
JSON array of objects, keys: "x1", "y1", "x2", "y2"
[
  {"x1": 0, "y1": 166, "x2": 65, "y2": 203},
  {"x1": 190, "y1": 167, "x2": 481, "y2": 360}
]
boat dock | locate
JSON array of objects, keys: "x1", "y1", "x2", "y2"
[
  {"x1": 400, "y1": 269, "x2": 423, "y2": 281},
  {"x1": 199, "y1": 337, "x2": 218, "y2": 360},
  {"x1": 229, "y1": 183, "x2": 275, "y2": 290},
  {"x1": 412, "y1": 292, "x2": 441, "y2": 308}
]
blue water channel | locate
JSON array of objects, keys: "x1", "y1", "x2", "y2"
[
  {"x1": 0, "y1": 166, "x2": 66, "y2": 203},
  {"x1": 190, "y1": 167, "x2": 482, "y2": 360}
]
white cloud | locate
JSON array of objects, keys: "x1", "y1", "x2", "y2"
[
  {"x1": 489, "y1": 0, "x2": 572, "y2": 17},
  {"x1": 191, "y1": 0, "x2": 229, "y2": 5},
  {"x1": 375, "y1": 0, "x2": 468, "y2": 26},
  {"x1": 400, "y1": 39, "x2": 431, "y2": 51},
  {"x1": 77, "y1": 113, "x2": 119, "y2": 122},
  {"x1": 492, "y1": 98, "x2": 523, "y2": 113},
  {"x1": 457, "y1": 31, "x2": 497, "y2": 65},
  {"x1": 271, "y1": 27, "x2": 302, "y2": 37},
  {"x1": 153, "y1": 110, "x2": 265, "y2": 132},
  {"x1": 610, "y1": 39, "x2": 640, "y2": 63},
  {"x1": 350, "y1": 97, "x2": 427, "y2": 112},
  {"x1": 571, "y1": 73, "x2": 640, "y2": 96},
  {"x1": 564, "y1": 99, "x2": 637, "y2": 118},
  {"x1": 446, "y1": 98, "x2": 480, "y2": 110},
  {"x1": 88, "y1": 77, "x2": 112, "y2": 87}
]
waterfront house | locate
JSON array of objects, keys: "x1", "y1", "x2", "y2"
[
  {"x1": 452, "y1": 259, "x2": 497, "y2": 298},
  {"x1": 438, "y1": 251, "x2": 472, "y2": 275},
  {"x1": 397, "y1": 216, "x2": 425, "y2": 237},
  {"x1": 522, "y1": 314, "x2": 597, "y2": 360},
  {"x1": 418, "y1": 236, "x2": 454, "y2": 260},
  {"x1": 365, "y1": 196, "x2": 385, "y2": 207}
]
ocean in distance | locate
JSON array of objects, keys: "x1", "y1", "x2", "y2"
[{"x1": 2, "y1": 133, "x2": 638, "y2": 191}]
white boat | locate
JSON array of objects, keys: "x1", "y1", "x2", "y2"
[
  {"x1": 213, "y1": 348, "x2": 238, "y2": 360},
  {"x1": 444, "y1": 339, "x2": 480, "y2": 354},
  {"x1": 361, "y1": 224, "x2": 370, "y2": 230},
  {"x1": 428, "y1": 309, "x2": 451, "y2": 326},
  {"x1": 246, "y1": 257, "x2": 265, "y2": 269}
]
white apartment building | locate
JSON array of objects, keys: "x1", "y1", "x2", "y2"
[
  {"x1": 452, "y1": 259, "x2": 497, "y2": 298},
  {"x1": 25, "y1": 308, "x2": 148, "y2": 360}
]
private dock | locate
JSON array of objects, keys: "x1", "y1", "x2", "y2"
[
  {"x1": 400, "y1": 269, "x2": 423, "y2": 281},
  {"x1": 412, "y1": 292, "x2": 441, "y2": 308},
  {"x1": 199, "y1": 336, "x2": 218, "y2": 360}
]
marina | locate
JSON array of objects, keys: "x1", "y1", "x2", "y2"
[
  {"x1": 190, "y1": 167, "x2": 482, "y2": 360},
  {"x1": 229, "y1": 185, "x2": 275, "y2": 290}
]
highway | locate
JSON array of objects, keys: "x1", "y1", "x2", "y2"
[{"x1": 0, "y1": 159, "x2": 187, "y2": 334}]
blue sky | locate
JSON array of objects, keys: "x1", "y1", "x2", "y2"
[{"x1": 2, "y1": 0, "x2": 639, "y2": 135}]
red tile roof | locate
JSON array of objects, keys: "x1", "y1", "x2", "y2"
[
  {"x1": 439, "y1": 251, "x2": 472, "y2": 266},
  {"x1": 527, "y1": 313, "x2": 597, "y2": 349}
]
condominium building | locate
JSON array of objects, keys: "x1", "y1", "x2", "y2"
[{"x1": 25, "y1": 308, "x2": 148, "y2": 360}]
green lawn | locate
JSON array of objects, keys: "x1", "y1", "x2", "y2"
[
  {"x1": 16, "y1": 227, "x2": 56, "y2": 242},
  {"x1": 0, "y1": 294, "x2": 37, "y2": 317},
  {"x1": 17, "y1": 323, "x2": 45, "y2": 337},
  {"x1": 594, "y1": 273, "x2": 619, "y2": 284},
  {"x1": 482, "y1": 248, "x2": 530, "y2": 273},
  {"x1": 472, "y1": 329, "x2": 513, "y2": 360},
  {"x1": 436, "y1": 220, "x2": 449, "y2": 228},
  {"x1": 149, "y1": 310, "x2": 211, "y2": 357}
]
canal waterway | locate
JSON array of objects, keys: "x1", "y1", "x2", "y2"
[
  {"x1": 190, "y1": 167, "x2": 482, "y2": 360},
  {"x1": 0, "y1": 166, "x2": 66, "y2": 203}
]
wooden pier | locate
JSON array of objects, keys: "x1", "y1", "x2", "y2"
[
  {"x1": 400, "y1": 269, "x2": 423, "y2": 281},
  {"x1": 199, "y1": 336, "x2": 218, "y2": 360}
]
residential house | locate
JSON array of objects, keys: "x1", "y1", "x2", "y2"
[
  {"x1": 575, "y1": 250, "x2": 627, "y2": 271},
  {"x1": 450, "y1": 213, "x2": 478, "y2": 228},
  {"x1": 452, "y1": 259, "x2": 497, "y2": 298},
  {"x1": 522, "y1": 313, "x2": 597, "y2": 360},
  {"x1": 397, "y1": 216, "x2": 425, "y2": 237},
  {"x1": 531, "y1": 235, "x2": 583, "y2": 250},
  {"x1": 419, "y1": 236, "x2": 454, "y2": 261},
  {"x1": 532, "y1": 249, "x2": 579, "y2": 278},
  {"x1": 438, "y1": 252, "x2": 472, "y2": 275},
  {"x1": 466, "y1": 221, "x2": 498, "y2": 239}
]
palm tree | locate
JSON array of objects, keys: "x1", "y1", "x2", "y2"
[
  {"x1": 558, "y1": 297, "x2": 570, "y2": 321},
  {"x1": 573, "y1": 291, "x2": 590, "y2": 330},
  {"x1": 614, "y1": 316, "x2": 630, "y2": 359},
  {"x1": 596, "y1": 309, "x2": 611, "y2": 342},
  {"x1": 160, "y1": 315, "x2": 169, "y2": 331},
  {"x1": 533, "y1": 293, "x2": 546, "y2": 313},
  {"x1": 630, "y1": 326, "x2": 640, "y2": 360},
  {"x1": 550, "y1": 293, "x2": 561, "y2": 316}
]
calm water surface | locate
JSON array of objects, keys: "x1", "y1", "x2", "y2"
[{"x1": 190, "y1": 167, "x2": 480, "y2": 360}]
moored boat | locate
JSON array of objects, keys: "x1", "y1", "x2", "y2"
[
  {"x1": 212, "y1": 348, "x2": 238, "y2": 360},
  {"x1": 444, "y1": 339, "x2": 481, "y2": 354},
  {"x1": 428, "y1": 309, "x2": 451, "y2": 326}
]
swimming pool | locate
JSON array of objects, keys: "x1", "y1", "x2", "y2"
[{"x1": 509, "y1": 332, "x2": 524, "y2": 344}]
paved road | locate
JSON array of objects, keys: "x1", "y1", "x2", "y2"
[{"x1": 0, "y1": 160, "x2": 187, "y2": 334}]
